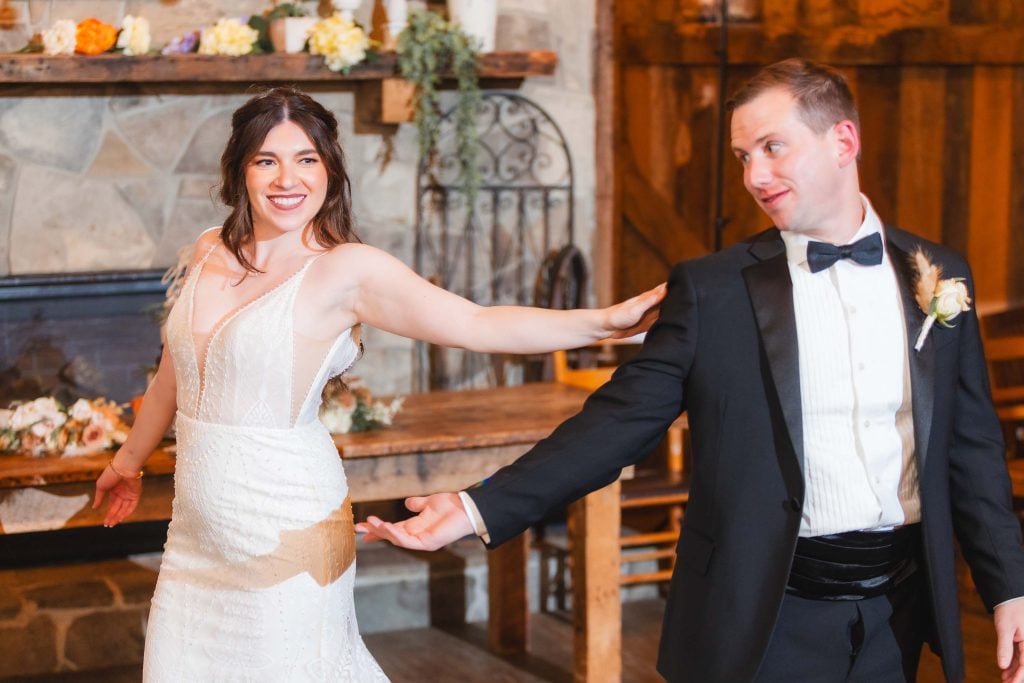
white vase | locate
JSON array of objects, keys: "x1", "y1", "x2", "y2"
[
  {"x1": 447, "y1": 0, "x2": 496, "y2": 53},
  {"x1": 384, "y1": 0, "x2": 408, "y2": 44},
  {"x1": 269, "y1": 16, "x2": 317, "y2": 53},
  {"x1": 331, "y1": 0, "x2": 362, "y2": 21}
]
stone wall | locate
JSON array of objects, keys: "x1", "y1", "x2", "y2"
[
  {"x1": 0, "y1": 0, "x2": 596, "y2": 395},
  {"x1": 0, "y1": 559, "x2": 153, "y2": 678}
]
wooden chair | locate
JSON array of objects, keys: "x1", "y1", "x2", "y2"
[
  {"x1": 538, "y1": 340, "x2": 689, "y2": 605},
  {"x1": 981, "y1": 306, "x2": 1024, "y2": 461}
]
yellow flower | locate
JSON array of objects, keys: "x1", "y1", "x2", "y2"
[
  {"x1": 308, "y1": 14, "x2": 370, "y2": 72},
  {"x1": 199, "y1": 17, "x2": 259, "y2": 57}
]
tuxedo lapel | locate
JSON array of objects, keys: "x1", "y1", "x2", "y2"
[
  {"x1": 743, "y1": 233, "x2": 805, "y2": 483},
  {"x1": 887, "y1": 236, "x2": 935, "y2": 471}
]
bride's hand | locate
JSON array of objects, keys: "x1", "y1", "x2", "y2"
[
  {"x1": 92, "y1": 465, "x2": 142, "y2": 527},
  {"x1": 604, "y1": 282, "x2": 666, "y2": 339}
]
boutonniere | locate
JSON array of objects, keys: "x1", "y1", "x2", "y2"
[{"x1": 910, "y1": 248, "x2": 972, "y2": 351}]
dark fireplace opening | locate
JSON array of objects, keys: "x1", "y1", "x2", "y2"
[
  {"x1": 0, "y1": 269, "x2": 167, "y2": 405},
  {"x1": 0, "y1": 521, "x2": 170, "y2": 568}
]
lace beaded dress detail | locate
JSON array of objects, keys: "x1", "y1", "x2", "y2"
[{"x1": 146, "y1": 244, "x2": 387, "y2": 682}]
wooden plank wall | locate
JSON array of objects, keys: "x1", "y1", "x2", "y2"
[{"x1": 603, "y1": 0, "x2": 1024, "y2": 310}]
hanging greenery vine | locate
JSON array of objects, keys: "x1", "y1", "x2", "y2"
[{"x1": 396, "y1": 9, "x2": 482, "y2": 203}]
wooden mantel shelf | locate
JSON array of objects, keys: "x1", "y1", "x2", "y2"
[{"x1": 0, "y1": 50, "x2": 557, "y2": 85}]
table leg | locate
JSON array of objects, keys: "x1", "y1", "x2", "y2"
[
  {"x1": 570, "y1": 480, "x2": 622, "y2": 683},
  {"x1": 488, "y1": 531, "x2": 529, "y2": 655}
]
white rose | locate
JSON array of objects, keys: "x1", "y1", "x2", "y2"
[
  {"x1": 117, "y1": 15, "x2": 152, "y2": 56},
  {"x1": 320, "y1": 408, "x2": 353, "y2": 434},
  {"x1": 31, "y1": 418, "x2": 57, "y2": 437},
  {"x1": 933, "y1": 279, "x2": 971, "y2": 321},
  {"x1": 0, "y1": 409, "x2": 12, "y2": 430},
  {"x1": 369, "y1": 402, "x2": 392, "y2": 425},
  {"x1": 70, "y1": 399, "x2": 94, "y2": 422},
  {"x1": 42, "y1": 19, "x2": 77, "y2": 56},
  {"x1": 11, "y1": 397, "x2": 60, "y2": 431}
]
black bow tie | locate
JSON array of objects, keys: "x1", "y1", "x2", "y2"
[{"x1": 805, "y1": 232, "x2": 884, "y2": 273}]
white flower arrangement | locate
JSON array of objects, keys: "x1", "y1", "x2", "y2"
[
  {"x1": 319, "y1": 379, "x2": 404, "y2": 434},
  {"x1": 911, "y1": 249, "x2": 972, "y2": 351},
  {"x1": 0, "y1": 397, "x2": 129, "y2": 457},
  {"x1": 307, "y1": 13, "x2": 371, "y2": 73}
]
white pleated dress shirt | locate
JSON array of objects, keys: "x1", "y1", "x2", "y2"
[{"x1": 782, "y1": 195, "x2": 920, "y2": 538}]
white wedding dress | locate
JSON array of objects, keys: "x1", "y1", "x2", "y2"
[{"x1": 144, "y1": 244, "x2": 388, "y2": 681}]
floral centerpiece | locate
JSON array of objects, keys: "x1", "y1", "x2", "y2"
[
  {"x1": 0, "y1": 397, "x2": 129, "y2": 457},
  {"x1": 319, "y1": 379, "x2": 404, "y2": 434}
]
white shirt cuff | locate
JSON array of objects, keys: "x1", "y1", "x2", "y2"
[
  {"x1": 458, "y1": 491, "x2": 490, "y2": 544},
  {"x1": 995, "y1": 595, "x2": 1024, "y2": 609}
]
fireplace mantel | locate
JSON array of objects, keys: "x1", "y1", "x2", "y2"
[{"x1": 0, "y1": 51, "x2": 557, "y2": 85}]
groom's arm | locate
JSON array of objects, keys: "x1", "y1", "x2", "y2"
[
  {"x1": 466, "y1": 262, "x2": 699, "y2": 548},
  {"x1": 945, "y1": 265, "x2": 1024, "y2": 607}
]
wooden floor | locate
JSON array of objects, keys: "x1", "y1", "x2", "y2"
[{"x1": 19, "y1": 571, "x2": 1003, "y2": 682}]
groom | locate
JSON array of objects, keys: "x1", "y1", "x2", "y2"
[{"x1": 361, "y1": 59, "x2": 1024, "y2": 682}]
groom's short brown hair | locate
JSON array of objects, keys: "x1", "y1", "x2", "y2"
[{"x1": 727, "y1": 59, "x2": 860, "y2": 136}]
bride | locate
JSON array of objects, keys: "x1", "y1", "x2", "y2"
[{"x1": 92, "y1": 87, "x2": 663, "y2": 681}]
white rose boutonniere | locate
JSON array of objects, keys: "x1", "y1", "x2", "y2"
[{"x1": 911, "y1": 248, "x2": 972, "y2": 351}]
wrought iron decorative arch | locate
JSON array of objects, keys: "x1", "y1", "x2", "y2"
[{"x1": 414, "y1": 91, "x2": 577, "y2": 390}]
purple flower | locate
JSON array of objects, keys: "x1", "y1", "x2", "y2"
[{"x1": 161, "y1": 30, "x2": 200, "y2": 55}]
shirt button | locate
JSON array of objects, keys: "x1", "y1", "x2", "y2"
[
  {"x1": 849, "y1": 305, "x2": 857, "y2": 314},
  {"x1": 857, "y1": 362, "x2": 865, "y2": 371},
  {"x1": 864, "y1": 420, "x2": 871, "y2": 428}
]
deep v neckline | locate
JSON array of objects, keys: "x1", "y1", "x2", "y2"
[{"x1": 188, "y1": 247, "x2": 321, "y2": 410}]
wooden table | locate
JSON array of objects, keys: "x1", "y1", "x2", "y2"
[{"x1": 0, "y1": 383, "x2": 623, "y2": 682}]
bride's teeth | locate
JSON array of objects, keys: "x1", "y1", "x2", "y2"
[{"x1": 270, "y1": 196, "x2": 303, "y2": 207}]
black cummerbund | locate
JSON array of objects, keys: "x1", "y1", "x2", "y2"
[{"x1": 786, "y1": 524, "x2": 921, "y2": 601}]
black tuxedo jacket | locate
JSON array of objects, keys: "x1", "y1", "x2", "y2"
[{"x1": 468, "y1": 226, "x2": 1024, "y2": 682}]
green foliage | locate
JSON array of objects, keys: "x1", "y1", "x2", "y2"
[
  {"x1": 248, "y1": 14, "x2": 273, "y2": 53},
  {"x1": 266, "y1": 2, "x2": 310, "y2": 20},
  {"x1": 397, "y1": 9, "x2": 482, "y2": 203}
]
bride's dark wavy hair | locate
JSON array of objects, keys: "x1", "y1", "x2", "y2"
[{"x1": 219, "y1": 87, "x2": 359, "y2": 273}]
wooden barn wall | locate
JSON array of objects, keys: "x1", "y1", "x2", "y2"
[{"x1": 602, "y1": 0, "x2": 1024, "y2": 311}]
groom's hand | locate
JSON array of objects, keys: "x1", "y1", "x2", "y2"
[
  {"x1": 356, "y1": 492, "x2": 474, "y2": 551},
  {"x1": 995, "y1": 598, "x2": 1024, "y2": 683}
]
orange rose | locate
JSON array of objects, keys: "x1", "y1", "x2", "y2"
[{"x1": 75, "y1": 18, "x2": 118, "y2": 55}]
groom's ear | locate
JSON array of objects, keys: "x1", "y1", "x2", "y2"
[{"x1": 832, "y1": 120, "x2": 860, "y2": 168}]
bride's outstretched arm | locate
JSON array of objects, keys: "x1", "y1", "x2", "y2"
[
  {"x1": 344, "y1": 244, "x2": 665, "y2": 354},
  {"x1": 90, "y1": 228, "x2": 219, "y2": 527},
  {"x1": 92, "y1": 343, "x2": 178, "y2": 527}
]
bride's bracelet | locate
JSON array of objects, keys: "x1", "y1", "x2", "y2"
[{"x1": 107, "y1": 457, "x2": 143, "y2": 480}]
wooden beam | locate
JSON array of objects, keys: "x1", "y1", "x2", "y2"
[
  {"x1": 968, "y1": 66, "x2": 1013, "y2": 309},
  {"x1": 487, "y1": 533, "x2": 529, "y2": 655},
  {"x1": 569, "y1": 481, "x2": 622, "y2": 683},
  {"x1": 620, "y1": 24, "x2": 1024, "y2": 67},
  {"x1": 621, "y1": 157, "x2": 709, "y2": 263},
  {"x1": 0, "y1": 51, "x2": 558, "y2": 85},
  {"x1": 594, "y1": 0, "x2": 617, "y2": 306},
  {"x1": 896, "y1": 67, "x2": 946, "y2": 243}
]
